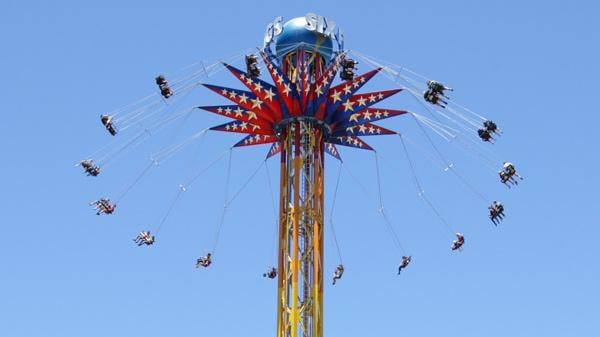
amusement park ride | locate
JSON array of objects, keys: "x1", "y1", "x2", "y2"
[{"x1": 80, "y1": 14, "x2": 521, "y2": 337}]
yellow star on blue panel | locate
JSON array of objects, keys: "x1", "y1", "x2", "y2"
[{"x1": 342, "y1": 100, "x2": 355, "y2": 112}]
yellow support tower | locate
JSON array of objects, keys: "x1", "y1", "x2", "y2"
[{"x1": 277, "y1": 121, "x2": 325, "y2": 337}]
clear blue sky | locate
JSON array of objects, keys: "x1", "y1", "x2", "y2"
[{"x1": 1, "y1": 1, "x2": 598, "y2": 336}]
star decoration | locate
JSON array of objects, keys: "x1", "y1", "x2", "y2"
[{"x1": 200, "y1": 56, "x2": 406, "y2": 158}]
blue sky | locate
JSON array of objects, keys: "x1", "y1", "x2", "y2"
[{"x1": 1, "y1": 1, "x2": 599, "y2": 336}]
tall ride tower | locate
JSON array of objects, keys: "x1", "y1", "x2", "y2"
[
  {"x1": 200, "y1": 14, "x2": 405, "y2": 337},
  {"x1": 274, "y1": 17, "x2": 332, "y2": 337}
]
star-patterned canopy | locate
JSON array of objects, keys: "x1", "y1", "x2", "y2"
[{"x1": 197, "y1": 50, "x2": 409, "y2": 160}]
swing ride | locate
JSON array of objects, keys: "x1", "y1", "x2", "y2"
[{"x1": 79, "y1": 13, "x2": 522, "y2": 337}]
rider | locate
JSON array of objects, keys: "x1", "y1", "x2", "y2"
[
  {"x1": 340, "y1": 57, "x2": 357, "y2": 81},
  {"x1": 499, "y1": 161, "x2": 522, "y2": 187},
  {"x1": 91, "y1": 198, "x2": 116, "y2": 215},
  {"x1": 341, "y1": 68, "x2": 354, "y2": 81},
  {"x1": 144, "y1": 234, "x2": 155, "y2": 245},
  {"x1": 503, "y1": 162, "x2": 517, "y2": 176},
  {"x1": 499, "y1": 171, "x2": 514, "y2": 187},
  {"x1": 80, "y1": 159, "x2": 100, "y2": 176},
  {"x1": 478, "y1": 128, "x2": 494, "y2": 142},
  {"x1": 245, "y1": 54, "x2": 261, "y2": 78},
  {"x1": 103, "y1": 202, "x2": 116, "y2": 215},
  {"x1": 340, "y1": 67, "x2": 355, "y2": 81},
  {"x1": 427, "y1": 80, "x2": 453, "y2": 97},
  {"x1": 493, "y1": 201, "x2": 505, "y2": 219},
  {"x1": 488, "y1": 201, "x2": 505, "y2": 225},
  {"x1": 489, "y1": 204, "x2": 499, "y2": 225},
  {"x1": 483, "y1": 120, "x2": 500, "y2": 135},
  {"x1": 423, "y1": 89, "x2": 448, "y2": 108},
  {"x1": 133, "y1": 230, "x2": 154, "y2": 246},
  {"x1": 332, "y1": 264, "x2": 344, "y2": 285},
  {"x1": 155, "y1": 75, "x2": 167, "y2": 86},
  {"x1": 155, "y1": 75, "x2": 173, "y2": 98},
  {"x1": 196, "y1": 253, "x2": 212, "y2": 268},
  {"x1": 100, "y1": 114, "x2": 117, "y2": 136},
  {"x1": 263, "y1": 267, "x2": 277, "y2": 279},
  {"x1": 451, "y1": 233, "x2": 465, "y2": 251},
  {"x1": 340, "y1": 57, "x2": 358, "y2": 69},
  {"x1": 397, "y1": 255, "x2": 412, "y2": 275}
]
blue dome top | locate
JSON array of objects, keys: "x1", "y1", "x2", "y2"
[{"x1": 274, "y1": 17, "x2": 334, "y2": 61}]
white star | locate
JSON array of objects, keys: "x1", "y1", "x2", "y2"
[
  {"x1": 225, "y1": 124, "x2": 231, "y2": 130},
  {"x1": 245, "y1": 77, "x2": 253, "y2": 85},
  {"x1": 360, "y1": 77, "x2": 366, "y2": 83},
  {"x1": 378, "y1": 93, "x2": 384, "y2": 99},
  {"x1": 316, "y1": 85, "x2": 323, "y2": 97},
  {"x1": 346, "y1": 136, "x2": 353, "y2": 143},
  {"x1": 254, "y1": 82, "x2": 263, "y2": 92},
  {"x1": 363, "y1": 111, "x2": 373, "y2": 120},
  {"x1": 221, "y1": 88, "x2": 228, "y2": 95},
  {"x1": 356, "y1": 97, "x2": 367, "y2": 106},
  {"x1": 368, "y1": 94, "x2": 377, "y2": 102},
  {"x1": 349, "y1": 113, "x2": 360, "y2": 122},
  {"x1": 343, "y1": 85, "x2": 352, "y2": 94},
  {"x1": 238, "y1": 93, "x2": 249, "y2": 103},
  {"x1": 254, "y1": 135, "x2": 261, "y2": 141},
  {"x1": 342, "y1": 100, "x2": 355, "y2": 112},
  {"x1": 217, "y1": 107, "x2": 223, "y2": 113},
  {"x1": 353, "y1": 138, "x2": 360, "y2": 146},
  {"x1": 346, "y1": 126, "x2": 355, "y2": 133},
  {"x1": 368, "y1": 126, "x2": 376, "y2": 134},
  {"x1": 233, "y1": 107, "x2": 243, "y2": 117},
  {"x1": 228, "y1": 91, "x2": 237, "y2": 99},
  {"x1": 352, "y1": 81, "x2": 360, "y2": 88},
  {"x1": 246, "y1": 110, "x2": 257, "y2": 120},
  {"x1": 251, "y1": 97, "x2": 263, "y2": 109},
  {"x1": 251, "y1": 124, "x2": 261, "y2": 131},
  {"x1": 231, "y1": 123, "x2": 238, "y2": 131},
  {"x1": 240, "y1": 122, "x2": 248, "y2": 131},
  {"x1": 330, "y1": 90, "x2": 342, "y2": 103},
  {"x1": 225, "y1": 107, "x2": 233, "y2": 115},
  {"x1": 276, "y1": 75, "x2": 284, "y2": 85},
  {"x1": 374, "y1": 110, "x2": 382, "y2": 119},
  {"x1": 282, "y1": 83, "x2": 291, "y2": 96},
  {"x1": 264, "y1": 88, "x2": 276, "y2": 101},
  {"x1": 359, "y1": 125, "x2": 367, "y2": 133},
  {"x1": 383, "y1": 110, "x2": 389, "y2": 117}
]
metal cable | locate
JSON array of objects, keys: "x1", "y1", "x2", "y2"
[
  {"x1": 398, "y1": 134, "x2": 455, "y2": 235},
  {"x1": 211, "y1": 149, "x2": 233, "y2": 254},
  {"x1": 328, "y1": 162, "x2": 344, "y2": 264},
  {"x1": 373, "y1": 152, "x2": 407, "y2": 255}
]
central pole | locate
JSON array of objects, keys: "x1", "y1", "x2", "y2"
[{"x1": 277, "y1": 120, "x2": 325, "y2": 337}]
